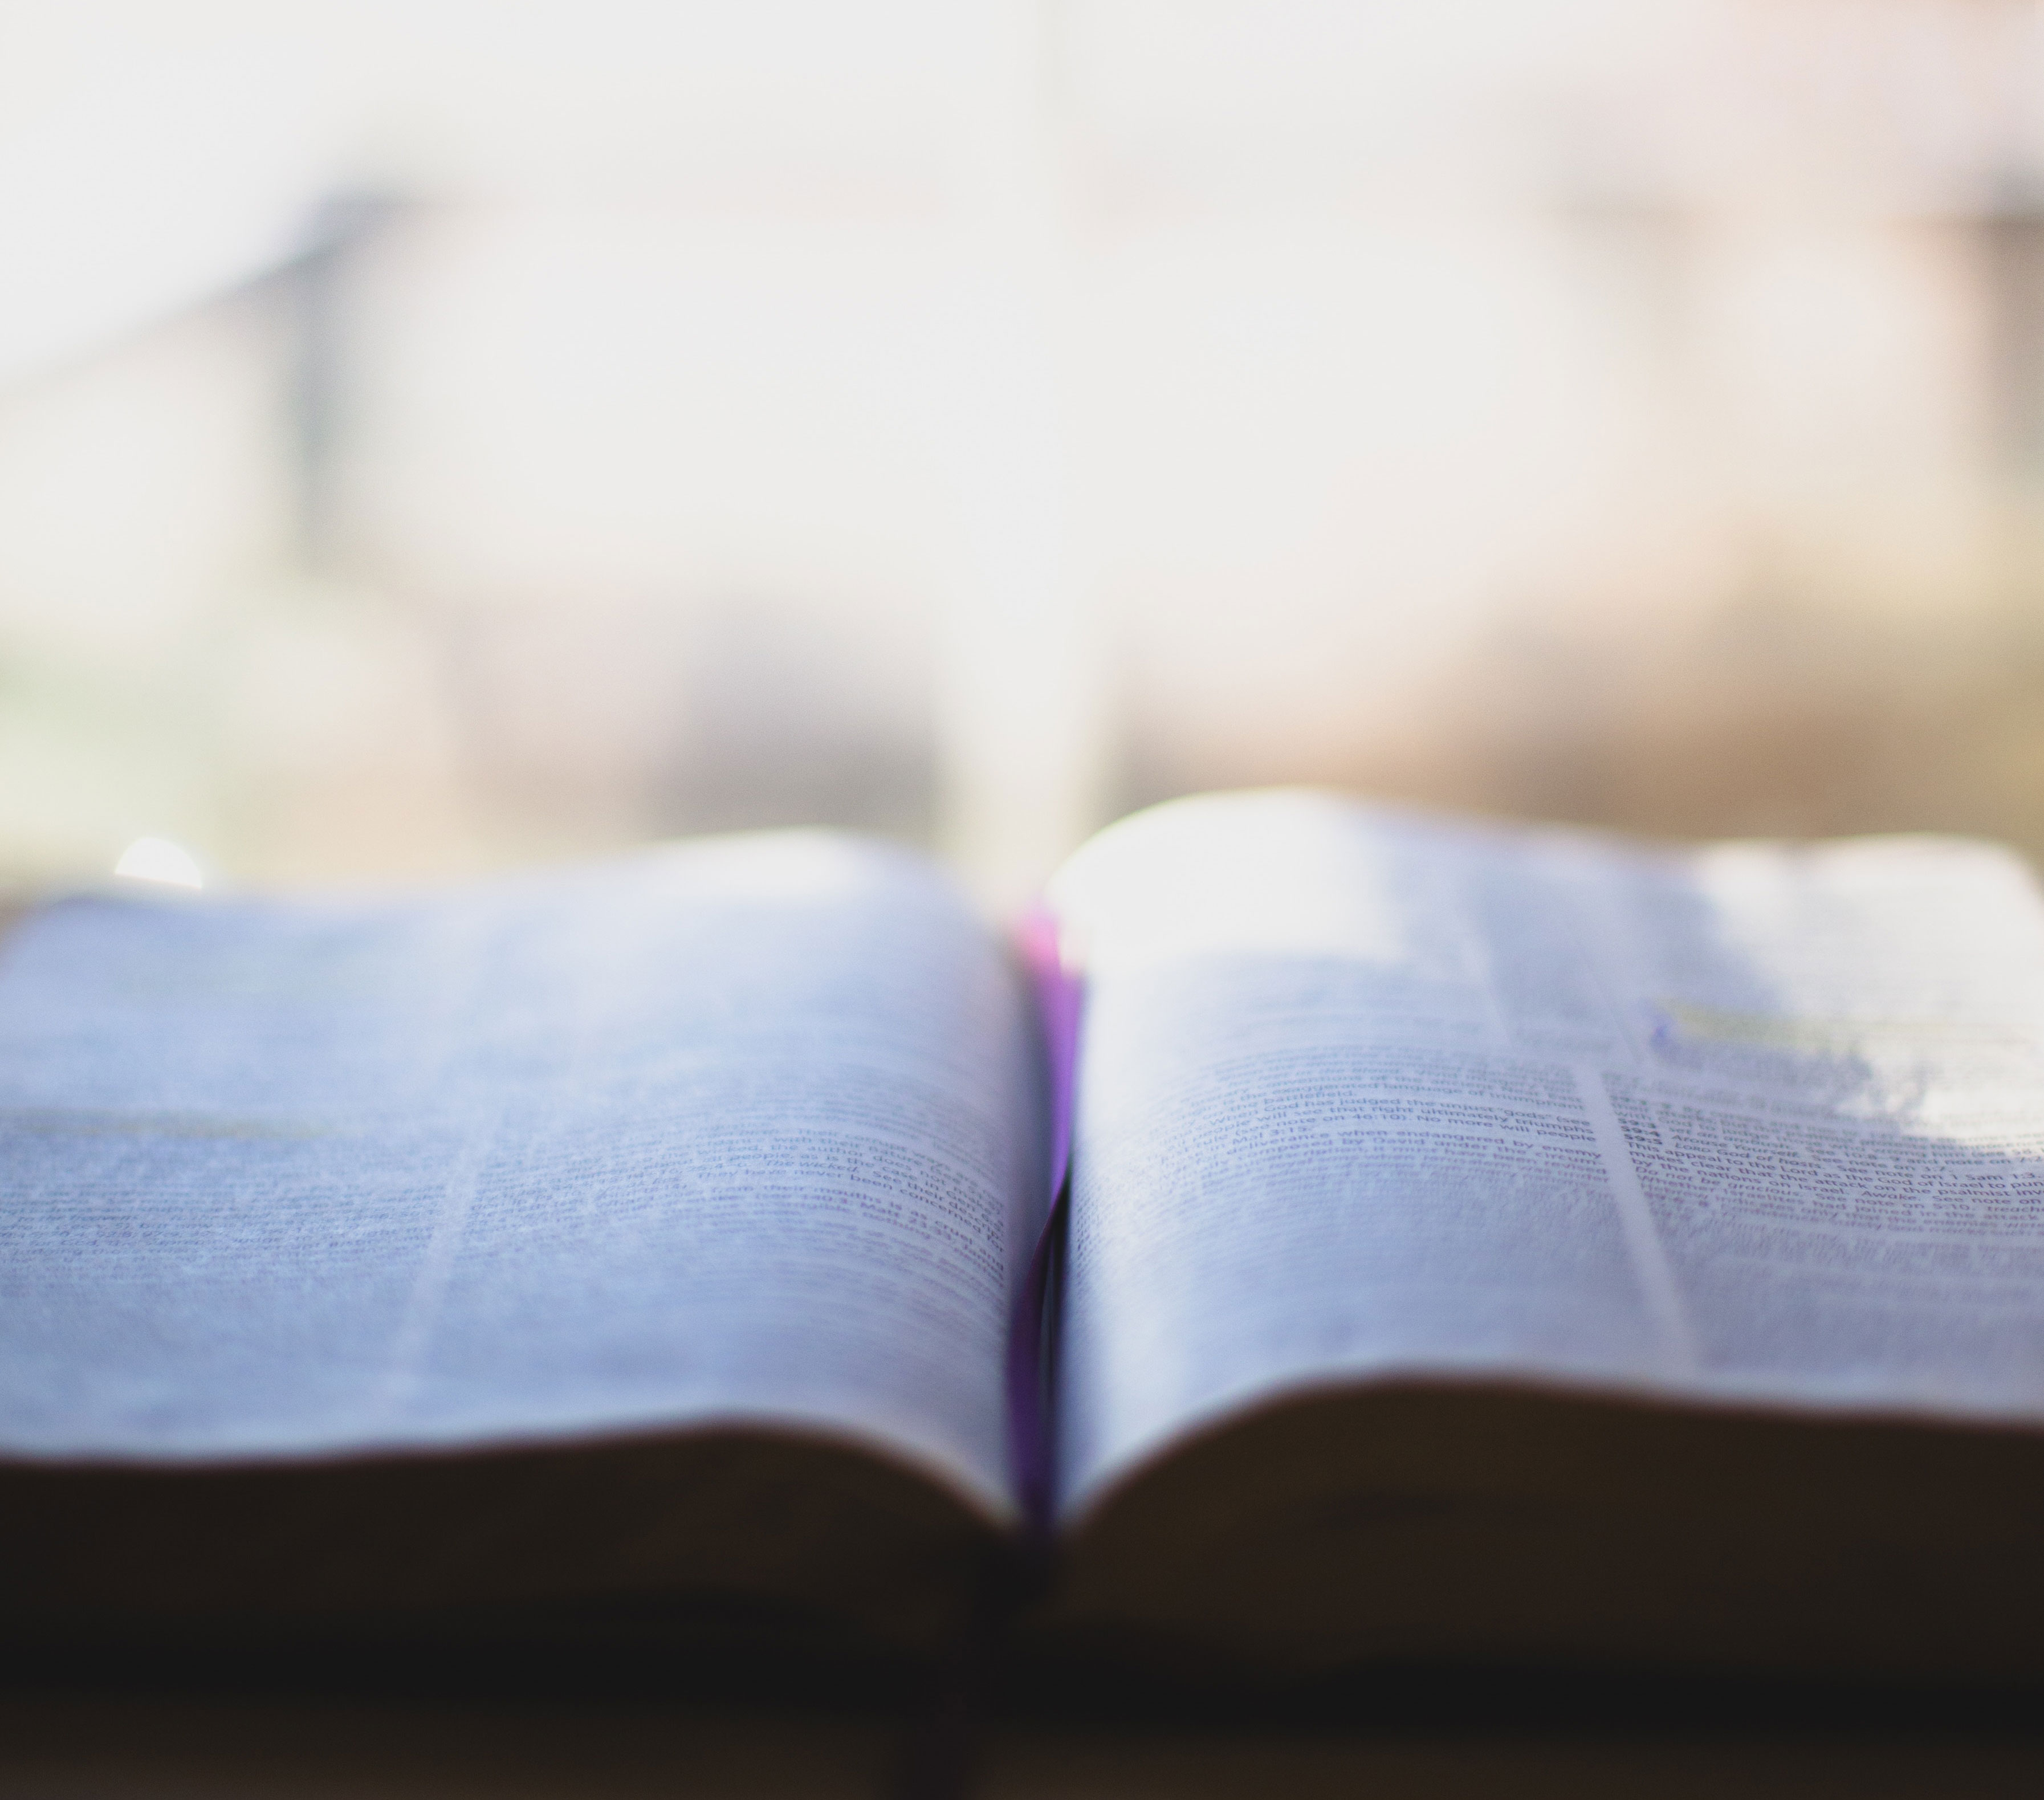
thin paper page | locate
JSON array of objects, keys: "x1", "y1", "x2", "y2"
[
  {"x1": 1050, "y1": 792, "x2": 2044, "y2": 1520},
  {"x1": 1582, "y1": 834, "x2": 2044, "y2": 1412},
  {"x1": 0, "y1": 834, "x2": 1040, "y2": 1519}
]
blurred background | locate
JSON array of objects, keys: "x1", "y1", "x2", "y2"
[{"x1": 7, "y1": 0, "x2": 2044, "y2": 906}]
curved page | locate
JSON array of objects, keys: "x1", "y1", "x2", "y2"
[
  {"x1": 0, "y1": 834, "x2": 1040, "y2": 1521},
  {"x1": 1051, "y1": 791, "x2": 2044, "y2": 1520}
]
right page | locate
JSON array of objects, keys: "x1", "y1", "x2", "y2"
[{"x1": 1049, "y1": 790, "x2": 2044, "y2": 1522}]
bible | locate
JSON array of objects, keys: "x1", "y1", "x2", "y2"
[{"x1": 7, "y1": 789, "x2": 2044, "y2": 1679}]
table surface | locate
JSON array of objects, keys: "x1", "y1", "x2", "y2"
[{"x1": 6, "y1": 1688, "x2": 2044, "y2": 1799}]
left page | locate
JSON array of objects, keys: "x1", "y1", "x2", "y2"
[{"x1": 0, "y1": 833, "x2": 1043, "y2": 1522}]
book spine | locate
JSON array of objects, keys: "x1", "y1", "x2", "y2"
[{"x1": 1004, "y1": 905, "x2": 1082, "y2": 1541}]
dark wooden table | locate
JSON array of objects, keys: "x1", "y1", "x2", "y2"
[{"x1": 7, "y1": 1669, "x2": 2043, "y2": 1798}]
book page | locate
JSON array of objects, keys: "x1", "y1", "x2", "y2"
[
  {"x1": 1050, "y1": 791, "x2": 2044, "y2": 1518},
  {"x1": 0, "y1": 835, "x2": 1043, "y2": 1519}
]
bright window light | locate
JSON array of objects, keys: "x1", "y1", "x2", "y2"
[{"x1": 114, "y1": 836, "x2": 205, "y2": 889}]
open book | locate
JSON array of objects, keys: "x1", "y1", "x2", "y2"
[{"x1": 7, "y1": 791, "x2": 2044, "y2": 1679}]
